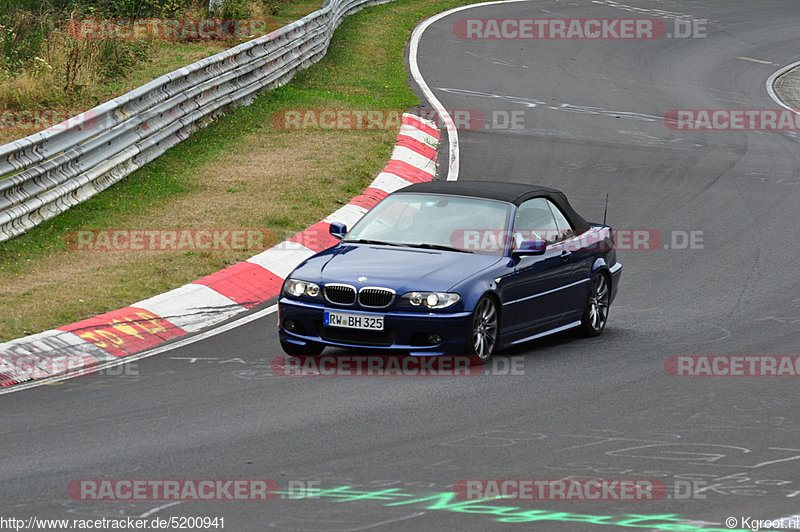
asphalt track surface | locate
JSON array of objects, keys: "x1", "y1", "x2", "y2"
[{"x1": 4, "y1": 1, "x2": 800, "y2": 530}]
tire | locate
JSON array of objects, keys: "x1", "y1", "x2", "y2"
[
  {"x1": 465, "y1": 296, "x2": 500, "y2": 365},
  {"x1": 280, "y1": 339, "x2": 324, "y2": 357},
  {"x1": 578, "y1": 272, "x2": 611, "y2": 337}
]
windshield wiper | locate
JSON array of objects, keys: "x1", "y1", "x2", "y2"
[
  {"x1": 342, "y1": 239, "x2": 403, "y2": 246},
  {"x1": 343, "y1": 239, "x2": 474, "y2": 253},
  {"x1": 401, "y1": 243, "x2": 474, "y2": 253}
]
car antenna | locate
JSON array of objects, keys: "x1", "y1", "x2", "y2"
[{"x1": 602, "y1": 193, "x2": 609, "y2": 225}]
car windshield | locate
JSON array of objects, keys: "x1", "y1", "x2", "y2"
[{"x1": 343, "y1": 193, "x2": 512, "y2": 255}]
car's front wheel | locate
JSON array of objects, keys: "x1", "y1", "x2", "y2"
[
  {"x1": 466, "y1": 296, "x2": 499, "y2": 365},
  {"x1": 280, "y1": 339, "x2": 324, "y2": 357},
  {"x1": 578, "y1": 272, "x2": 610, "y2": 337}
]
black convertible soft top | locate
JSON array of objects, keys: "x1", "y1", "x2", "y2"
[{"x1": 400, "y1": 180, "x2": 591, "y2": 233}]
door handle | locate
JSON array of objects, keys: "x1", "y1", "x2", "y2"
[{"x1": 560, "y1": 250, "x2": 572, "y2": 260}]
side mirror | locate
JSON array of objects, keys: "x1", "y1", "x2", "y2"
[
  {"x1": 329, "y1": 222, "x2": 347, "y2": 239},
  {"x1": 512, "y1": 239, "x2": 547, "y2": 256}
]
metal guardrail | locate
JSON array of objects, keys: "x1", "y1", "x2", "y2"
[{"x1": 0, "y1": 0, "x2": 392, "y2": 242}]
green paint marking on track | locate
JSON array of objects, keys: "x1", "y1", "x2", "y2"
[{"x1": 276, "y1": 487, "x2": 747, "y2": 531}]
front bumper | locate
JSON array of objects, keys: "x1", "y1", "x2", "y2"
[{"x1": 278, "y1": 297, "x2": 472, "y2": 356}]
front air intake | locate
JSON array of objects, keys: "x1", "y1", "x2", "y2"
[
  {"x1": 324, "y1": 284, "x2": 357, "y2": 305},
  {"x1": 358, "y1": 287, "x2": 395, "y2": 308}
]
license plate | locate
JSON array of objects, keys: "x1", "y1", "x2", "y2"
[{"x1": 324, "y1": 311, "x2": 384, "y2": 330}]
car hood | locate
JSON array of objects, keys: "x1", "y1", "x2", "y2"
[{"x1": 293, "y1": 243, "x2": 504, "y2": 292}]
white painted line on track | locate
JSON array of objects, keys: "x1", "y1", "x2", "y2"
[
  {"x1": 738, "y1": 56, "x2": 774, "y2": 65},
  {"x1": 139, "y1": 502, "x2": 184, "y2": 519}
]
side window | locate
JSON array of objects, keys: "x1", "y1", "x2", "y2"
[
  {"x1": 513, "y1": 198, "x2": 559, "y2": 246},
  {"x1": 547, "y1": 201, "x2": 576, "y2": 243}
]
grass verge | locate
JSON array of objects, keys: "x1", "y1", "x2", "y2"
[{"x1": 0, "y1": 0, "x2": 479, "y2": 342}]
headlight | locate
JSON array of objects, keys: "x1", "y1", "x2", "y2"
[
  {"x1": 284, "y1": 279, "x2": 322, "y2": 298},
  {"x1": 400, "y1": 291, "x2": 460, "y2": 309}
]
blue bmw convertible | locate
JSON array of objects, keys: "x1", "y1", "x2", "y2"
[{"x1": 278, "y1": 181, "x2": 622, "y2": 364}]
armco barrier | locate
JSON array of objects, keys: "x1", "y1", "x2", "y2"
[
  {"x1": 0, "y1": 0, "x2": 393, "y2": 242},
  {"x1": 0, "y1": 113, "x2": 439, "y2": 388}
]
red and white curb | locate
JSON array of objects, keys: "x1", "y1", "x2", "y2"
[{"x1": 0, "y1": 113, "x2": 439, "y2": 387}]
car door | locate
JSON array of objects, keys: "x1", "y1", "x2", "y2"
[
  {"x1": 546, "y1": 200, "x2": 591, "y2": 321},
  {"x1": 502, "y1": 198, "x2": 575, "y2": 334}
]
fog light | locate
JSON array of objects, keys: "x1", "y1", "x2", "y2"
[
  {"x1": 426, "y1": 333, "x2": 442, "y2": 345},
  {"x1": 284, "y1": 320, "x2": 296, "y2": 331}
]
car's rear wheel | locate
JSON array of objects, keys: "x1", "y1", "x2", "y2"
[
  {"x1": 579, "y1": 272, "x2": 610, "y2": 337},
  {"x1": 280, "y1": 339, "x2": 324, "y2": 357},
  {"x1": 466, "y1": 296, "x2": 499, "y2": 365}
]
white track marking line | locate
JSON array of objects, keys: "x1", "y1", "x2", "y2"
[
  {"x1": 139, "y1": 501, "x2": 184, "y2": 519},
  {"x1": 347, "y1": 512, "x2": 427, "y2": 530},
  {"x1": 738, "y1": 56, "x2": 774, "y2": 65}
]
